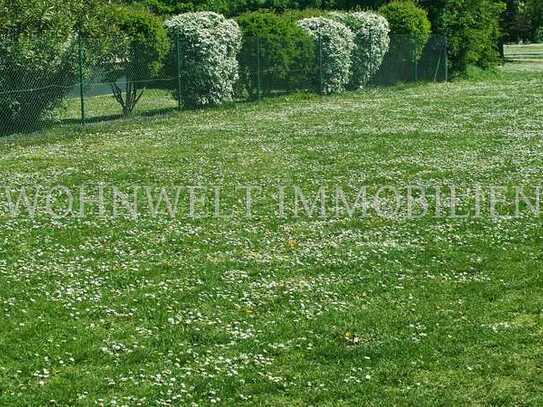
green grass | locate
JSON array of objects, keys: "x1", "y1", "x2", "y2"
[
  {"x1": 58, "y1": 88, "x2": 177, "y2": 123},
  {"x1": 1, "y1": 62, "x2": 543, "y2": 406}
]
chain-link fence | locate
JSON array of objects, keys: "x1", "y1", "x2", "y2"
[
  {"x1": 0, "y1": 34, "x2": 447, "y2": 136},
  {"x1": 373, "y1": 35, "x2": 448, "y2": 85}
]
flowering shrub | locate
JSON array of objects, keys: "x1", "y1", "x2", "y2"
[
  {"x1": 297, "y1": 17, "x2": 354, "y2": 94},
  {"x1": 165, "y1": 12, "x2": 241, "y2": 107},
  {"x1": 329, "y1": 11, "x2": 390, "y2": 89}
]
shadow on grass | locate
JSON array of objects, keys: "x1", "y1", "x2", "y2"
[
  {"x1": 60, "y1": 106, "x2": 180, "y2": 126},
  {"x1": 0, "y1": 106, "x2": 182, "y2": 138}
]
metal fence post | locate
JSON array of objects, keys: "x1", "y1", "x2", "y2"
[
  {"x1": 78, "y1": 31, "x2": 85, "y2": 125},
  {"x1": 318, "y1": 34, "x2": 323, "y2": 94},
  {"x1": 412, "y1": 36, "x2": 418, "y2": 82},
  {"x1": 176, "y1": 31, "x2": 182, "y2": 111},
  {"x1": 444, "y1": 36, "x2": 449, "y2": 82},
  {"x1": 256, "y1": 37, "x2": 262, "y2": 101}
]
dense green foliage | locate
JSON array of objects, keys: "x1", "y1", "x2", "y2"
[
  {"x1": 537, "y1": 27, "x2": 543, "y2": 43},
  {"x1": 526, "y1": 0, "x2": 543, "y2": 41},
  {"x1": 0, "y1": 0, "x2": 518, "y2": 133},
  {"x1": 500, "y1": 0, "x2": 543, "y2": 43},
  {"x1": 439, "y1": 0, "x2": 505, "y2": 72},
  {"x1": 236, "y1": 11, "x2": 316, "y2": 97},
  {"x1": 501, "y1": 0, "x2": 531, "y2": 43},
  {"x1": 282, "y1": 8, "x2": 328, "y2": 21},
  {"x1": 106, "y1": 6, "x2": 170, "y2": 116},
  {"x1": 125, "y1": 0, "x2": 509, "y2": 74},
  {"x1": 130, "y1": 0, "x2": 336, "y2": 16},
  {"x1": 378, "y1": 0, "x2": 431, "y2": 60},
  {"x1": 334, "y1": 0, "x2": 386, "y2": 9},
  {"x1": 0, "y1": 0, "x2": 111, "y2": 131}
]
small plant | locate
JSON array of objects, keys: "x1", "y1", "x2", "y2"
[
  {"x1": 106, "y1": 6, "x2": 170, "y2": 117},
  {"x1": 329, "y1": 11, "x2": 390, "y2": 89},
  {"x1": 165, "y1": 12, "x2": 242, "y2": 108},
  {"x1": 297, "y1": 17, "x2": 355, "y2": 94}
]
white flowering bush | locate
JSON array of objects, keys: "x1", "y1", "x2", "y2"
[
  {"x1": 297, "y1": 17, "x2": 355, "y2": 94},
  {"x1": 165, "y1": 12, "x2": 241, "y2": 107},
  {"x1": 329, "y1": 11, "x2": 390, "y2": 89}
]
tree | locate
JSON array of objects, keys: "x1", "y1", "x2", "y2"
[
  {"x1": 501, "y1": 0, "x2": 532, "y2": 43},
  {"x1": 106, "y1": 6, "x2": 170, "y2": 116},
  {"x1": 438, "y1": 0, "x2": 505, "y2": 72},
  {"x1": 334, "y1": 0, "x2": 386, "y2": 10},
  {"x1": 526, "y1": 0, "x2": 543, "y2": 41},
  {"x1": 0, "y1": 0, "x2": 112, "y2": 133}
]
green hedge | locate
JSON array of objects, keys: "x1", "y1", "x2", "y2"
[
  {"x1": 236, "y1": 11, "x2": 316, "y2": 97},
  {"x1": 378, "y1": 0, "x2": 431, "y2": 60}
]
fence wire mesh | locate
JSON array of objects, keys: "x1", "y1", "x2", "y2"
[{"x1": 0, "y1": 34, "x2": 447, "y2": 136}]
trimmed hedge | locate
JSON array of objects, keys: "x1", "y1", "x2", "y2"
[
  {"x1": 379, "y1": 0, "x2": 431, "y2": 60},
  {"x1": 236, "y1": 11, "x2": 315, "y2": 97}
]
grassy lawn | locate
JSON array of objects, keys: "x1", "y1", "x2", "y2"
[
  {"x1": 1, "y1": 61, "x2": 543, "y2": 406},
  {"x1": 59, "y1": 88, "x2": 177, "y2": 123}
]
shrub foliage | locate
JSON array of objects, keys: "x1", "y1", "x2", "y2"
[
  {"x1": 165, "y1": 12, "x2": 242, "y2": 107},
  {"x1": 298, "y1": 17, "x2": 355, "y2": 94}
]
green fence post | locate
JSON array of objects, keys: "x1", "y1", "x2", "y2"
[
  {"x1": 318, "y1": 34, "x2": 323, "y2": 95},
  {"x1": 368, "y1": 31, "x2": 372, "y2": 83},
  {"x1": 78, "y1": 31, "x2": 85, "y2": 125},
  {"x1": 413, "y1": 36, "x2": 418, "y2": 82},
  {"x1": 444, "y1": 36, "x2": 449, "y2": 82},
  {"x1": 176, "y1": 31, "x2": 182, "y2": 112},
  {"x1": 256, "y1": 37, "x2": 262, "y2": 101}
]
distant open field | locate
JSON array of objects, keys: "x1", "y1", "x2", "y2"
[
  {"x1": 1, "y1": 62, "x2": 543, "y2": 405},
  {"x1": 504, "y1": 43, "x2": 543, "y2": 62}
]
